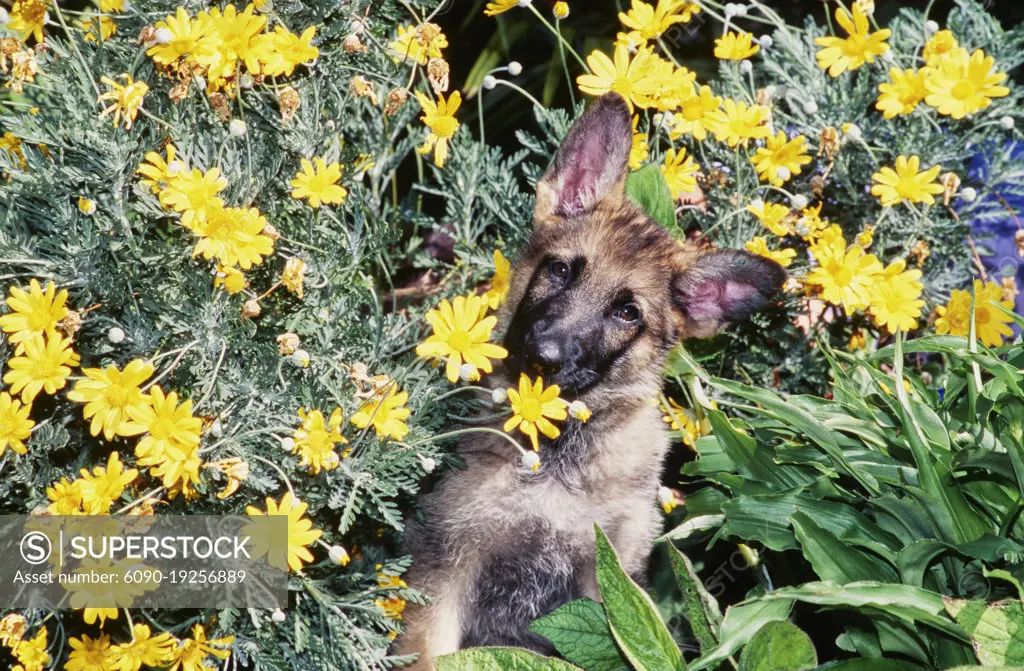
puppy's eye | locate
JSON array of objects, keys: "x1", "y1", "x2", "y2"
[
  {"x1": 614, "y1": 304, "x2": 641, "y2": 324},
  {"x1": 549, "y1": 260, "x2": 571, "y2": 283}
]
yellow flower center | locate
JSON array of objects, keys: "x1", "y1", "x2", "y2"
[
  {"x1": 447, "y1": 330, "x2": 471, "y2": 352},
  {"x1": 520, "y1": 398, "x2": 542, "y2": 422},
  {"x1": 841, "y1": 36, "x2": 867, "y2": 57},
  {"x1": 308, "y1": 173, "x2": 332, "y2": 194},
  {"x1": 833, "y1": 265, "x2": 853, "y2": 287},
  {"x1": 105, "y1": 384, "x2": 129, "y2": 409},
  {"x1": 431, "y1": 116, "x2": 457, "y2": 139},
  {"x1": 729, "y1": 118, "x2": 751, "y2": 136},
  {"x1": 975, "y1": 307, "x2": 990, "y2": 325},
  {"x1": 951, "y1": 79, "x2": 976, "y2": 100}
]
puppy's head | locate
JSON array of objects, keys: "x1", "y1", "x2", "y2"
[{"x1": 501, "y1": 94, "x2": 785, "y2": 406}]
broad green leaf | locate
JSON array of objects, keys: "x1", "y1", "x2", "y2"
[
  {"x1": 594, "y1": 525, "x2": 685, "y2": 671},
  {"x1": 667, "y1": 543, "x2": 721, "y2": 654},
  {"x1": 709, "y1": 377, "x2": 879, "y2": 494},
  {"x1": 791, "y1": 511, "x2": 899, "y2": 584},
  {"x1": 435, "y1": 647, "x2": 583, "y2": 671},
  {"x1": 892, "y1": 334, "x2": 990, "y2": 545},
  {"x1": 704, "y1": 409, "x2": 815, "y2": 488},
  {"x1": 983, "y1": 569, "x2": 1024, "y2": 601},
  {"x1": 658, "y1": 514, "x2": 725, "y2": 543},
  {"x1": 738, "y1": 621, "x2": 817, "y2": 671},
  {"x1": 757, "y1": 581, "x2": 963, "y2": 638},
  {"x1": 689, "y1": 599, "x2": 794, "y2": 671},
  {"x1": 529, "y1": 598, "x2": 629, "y2": 671},
  {"x1": 943, "y1": 598, "x2": 1024, "y2": 667},
  {"x1": 625, "y1": 164, "x2": 678, "y2": 234}
]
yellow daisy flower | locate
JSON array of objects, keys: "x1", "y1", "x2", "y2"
[
  {"x1": 260, "y1": 26, "x2": 319, "y2": 78},
  {"x1": 245, "y1": 491, "x2": 322, "y2": 572},
  {"x1": 293, "y1": 408, "x2": 348, "y2": 474},
  {"x1": 750, "y1": 131, "x2": 811, "y2": 186},
  {"x1": 46, "y1": 477, "x2": 84, "y2": 515},
  {"x1": 617, "y1": 0, "x2": 697, "y2": 46},
  {"x1": 146, "y1": 8, "x2": 215, "y2": 66},
  {"x1": 660, "y1": 147, "x2": 700, "y2": 198},
  {"x1": 351, "y1": 386, "x2": 412, "y2": 441},
  {"x1": 935, "y1": 280, "x2": 1014, "y2": 347},
  {"x1": 81, "y1": 15, "x2": 118, "y2": 42},
  {"x1": 137, "y1": 144, "x2": 183, "y2": 194},
  {"x1": 191, "y1": 205, "x2": 275, "y2": 270},
  {"x1": 127, "y1": 385, "x2": 202, "y2": 460},
  {"x1": 416, "y1": 294, "x2": 508, "y2": 382},
  {"x1": 504, "y1": 374, "x2": 568, "y2": 451},
  {"x1": 108, "y1": 623, "x2": 176, "y2": 671},
  {"x1": 11, "y1": 627, "x2": 51, "y2": 671},
  {"x1": 214, "y1": 265, "x2": 247, "y2": 294},
  {"x1": 97, "y1": 74, "x2": 149, "y2": 130},
  {"x1": 805, "y1": 236, "x2": 883, "y2": 314},
  {"x1": 576, "y1": 43, "x2": 663, "y2": 112},
  {"x1": 0, "y1": 278, "x2": 69, "y2": 351},
  {"x1": 868, "y1": 259, "x2": 924, "y2": 332},
  {"x1": 415, "y1": 90, "x2": 462, "y2": 168},
  {"x1": 704, "y1": 99, "x2": 771, "y2": 147},
  {"x1": 714, "y1": 31, "x2": 760, "y2": 60},
  {"x1": 660, "y1": 396, "x2": 707, "y2": 448},
  {"x1": 7, "y1": 0, "x2": 48, "y2": 43},
  {"x1": 484, "y1": 0, "x2": 518, "y2": 16},
  {"x1": 388, "y1": 23, "x2": 447, "y2": 65},
  {"x1": 875, "y1": 67, "x2": 929, "y2": 119},
  {"x1": 193, "y1": 4, "x2": 267, "y2": 81},
  {"x1": 66, "y1": 633, "x2": 113, "y2": 671},
  {"x1": 670, "y1": 85, "x2": 722, "y2": 141},
  {"x1": 67, "y1": 360, "x2": 154, "y2": 441},
  {"x1": 923, "y1": 48, "x2": 1009, "y2": 119},
  {"x1": 0, "y1": 392, "x2": 34, "y2": 457},
  {"x1": 78, "y1": 451, "x2": 138, "y2": 515},
  {"x1": 3, "y1": 332, "x2": 79, "y2": 403},
  {"x1": 922, "y1": 29, "x2": 958, "y2": 65},
  {"x1": 158, "y1": 167, "x2": 227, "y2": 231},
  {"x1": 745, "y1": 237, "x2": 797, "y2": 268},
  {"x1": 629, "y1": 115, "x2": 649, "y2": 170},
  {"x1": 138, "y1": 440, "x2": 201, "y2": 499},
  {"x1": 483, "y1": 249, "x2": 512, "y2": 310},
  {"x1": 814, "y1": 4, "x2": 890, "y2": 77},
  {"x1": 290, "y1": 158, "x2": 348, "y2": 208},
  {"x1": 167, "y1": 625, "x2": 234, "y2": 671},
  {"x1": 871, "y1": 155, "x2": 944, "y2": 207},
  {"x1": 747, "y1": 200, "x2": 792, "y2": 237}
]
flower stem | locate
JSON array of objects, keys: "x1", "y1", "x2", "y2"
[{"x1": 526, "y1": 4, "x2": 588, "y2": 71}]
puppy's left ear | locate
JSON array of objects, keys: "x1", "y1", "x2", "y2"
[{"x1": 672, "y1": 249, "x2": 786, "y2": 339}]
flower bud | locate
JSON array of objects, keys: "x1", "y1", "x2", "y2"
[
  {"x1": 739, "y1": 60, "x2": 753, "y2": 74},
  {"x1": 240, "y1": 73, "x2": 255, "y2": 89},
  {"x1": 507, "y1": 61, "x2": 523, "y2": 76},
  {"x1": 568, "y1": 400, "x2": 592, "y2": 422},
  {"x1": 802, "y1": 100, "x2": 818, "y2": 115},
  {"x1": 521, "y1": 451, "x2": 540, "y2": 472},
  {"x1": 418, "y1": 453, "x2": 437, "y2": 474},
  {"x1": 271, "y1": 608, "x2": 286, "y2": 623},
  {"x1": 482, "y1": 75, "x2": 497, "y2": 90},
  {"x1": 78, "y1": 197, "x2": 97, "y2": 215},
  {"x1": 517, "y1": 0, "x2": 533, "y2": 6},
  {"x1": 491, "y1": 388, "x2": 508, "y2": 404},
  {"x1": 229, "y1": 119, "x2": 247, "y2": 137},
  {"x1": 733, "y1": 4, "x2": 748, "y2": 15},
  {"x1": 758, "y1": 34, "x2": 773, "y2": 49},
  {"x1": 280, "y1": 436, "x2": 295, "y2": 452},
  {"x1": 211, "y1": 418, "x2": 223, "y2": 438},
  {"x1": 960, "y1": 186, "x2": 977, "y2": 202},
  {"x1": 459, "y1": 363, "x2": 480, "y2": 382},
  {"x1": 1000, "y1": 115, "x2": 1015, "y2": 130},
  {"x1": 790, "y1": 194, "x2": 809, "y2": 209},
  {"x1": 724, "y1": 3, "x2": 739, "y2": 17},
  {"x1": 350, "y1": 19, "x2": 365, "y2": 34},
  {"x1": 0, "y1": 8, "x2": 10, "y2": 24},
  {"x1": 553, "y1": 1, "x2": 569, "y2": 19},
  {"x1": 842, "y1": 123, "x2": 862, "y2": 142},
  {"x1": 775, "y1": 166, "x2": 791, "y2": 181},
  {"x1": 657, "y1": 486, "x2": 677, "y2": 513},
  {"x1": 154, "y1": 27, "x2": 172, "y2": 44},
  {"x1": 107, "y1": 326, "x2": 125, "y2": 344},
  {"x1": 329, "y1": 545, "x2": 351, "y2": 565},
  {"x1": 291, "y1": 349, "x2": 311, "y2": 368},
  {"x1": 925, "y1": 20, "x2": 939, "y2": 34}
]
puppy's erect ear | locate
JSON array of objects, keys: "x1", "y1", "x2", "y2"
[
  {"x1": 534, "y1": 93, "x2": 633, "y2": 225},
  {"x1": 672, "y1": 249, "x2": 786, "y2": 339}
]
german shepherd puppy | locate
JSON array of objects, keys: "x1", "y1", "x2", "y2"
[{"x1": 398, "y1": 93, "x2": 785, "y2": 668}]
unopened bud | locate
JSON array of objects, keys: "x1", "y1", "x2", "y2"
[
  {"x1": 491, "y1": 388, "x2": 507, "y2": 404},
  {"x1": 960, "y1": 186, "x2": 977, "y2": 202},
  {"x1": 568, "y1": 400, "x2": 591, "y2": 422},
  {"x1": 329, "y1": 545, "x2": 350, "y2": 565},
  {"x1": 1000, "y1": 116, "x2": 1015, "y2": 130},
  {"x1": 482, "y1": 75, "x2": 497, "y2": 90},
  {"x1": 229, "y1": 119, "x2": 247, "y2": 137},
  {"x1": 107, "y1": 326, "x2": 125, "y2": 344},
  {"x1": 775, "y1": 167, "x2": 791, "y2": 181},
  {"x1": 507, "y1": 61, "x2": 522, "y2": 76},
  {"x1": 418, "y1": 453, "x2": 436, "y2": 473},
  {"x1": 521, "y1": 451, "x2": 540, "y2": 472},
  {"x1": 271, "y1": 608, "x2": 286, "y2": 623},
  {"x1": 790, "y1": 194, "x2": 809, "y2": 209},
  {"x1": 280, "y1": 436, "x2": 295, "y2": 452},
  {"x1": 291, "y1": 350, "x2": 311, "y2": 368},
  {"x1": 925, "y1": 20, "x2": 939, "y2": 34},
  {"x1": 154, "y1": 27, "x2": 172, "y2": 44},
  {"x1": 758, "y1": 34, "x2": 773, "y2": 48},
  {"x1": 739, "y1": 60, "x2": 753, "y2": 74},
  {"x1": 459, "y1": 363, "x2": 479, "y2": 382},
  {"x1": 802, "y1": 100, "x2": 818, "y2": 115}
]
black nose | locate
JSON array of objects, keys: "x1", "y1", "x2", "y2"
[{"x1": 528, "y1": 337, "x2": 564, "y2": 372}]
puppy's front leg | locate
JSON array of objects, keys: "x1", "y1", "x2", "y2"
[{"x1": 396, "y1": 567, "x2": 469, "y2": 671}]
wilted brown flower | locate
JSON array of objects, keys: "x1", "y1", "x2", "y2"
[
  {"x1": 281, "y1": 257, "x2": 307, "y2": 298},
  {"x1": 427, "y1": 57, "x2": 449, "y2": 94},
  {"x1": 242, "y1": 299, "x2": 262, "y2": 318},
  {"x1": 385, "y1": 87, "x2": 408, "y2": 116},
  {"x1": 1014, "y1": 229, "x2": 1024, "y2": 258},
  {"x1": 276, "y1": 332, "x2": 301, "y2": 355},
  {"x1": 208, "y1": 457, "x2": 250, "y2": 500},
  {"x1": 909, "y1": 239, "x2": 931, "y2": 266},
  {"x1": 279, "y1": 86, "x2": 300, "y2": 123},
  {"x1": 60, "y1": 309, "x2": 83, "y2": 338},
  {"x1": 351, "y1": 76, "x2": 379, "y2": 105},
  {"x1": 262, "y1": 222, "x2": 281, "y2": 240},
  {"x1": 343, "y1": 33, "x2": 368, "y2": 53},
  {"x1": 818, "y1": 126, "x2": 840, "y2": 161},
  {"x1": 209, "y1": 92, "x2": 232, "y2": 121},
  {"x1": 940, "y1": 171, "x2": 961, "y2": 206},
  {"x1": 137, "y1": 25, "x2": 157, "y2": 45},
  {"x1": 0, "y1": 613, "x2": 26, "y2": 648},
  {"x1": 1002, "y1": 276, "x2": 1018, "y2": 303}
]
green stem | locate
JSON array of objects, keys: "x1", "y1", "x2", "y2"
[{"x1": 526, "y1": 4, "x2": 588, "y2": 70}]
